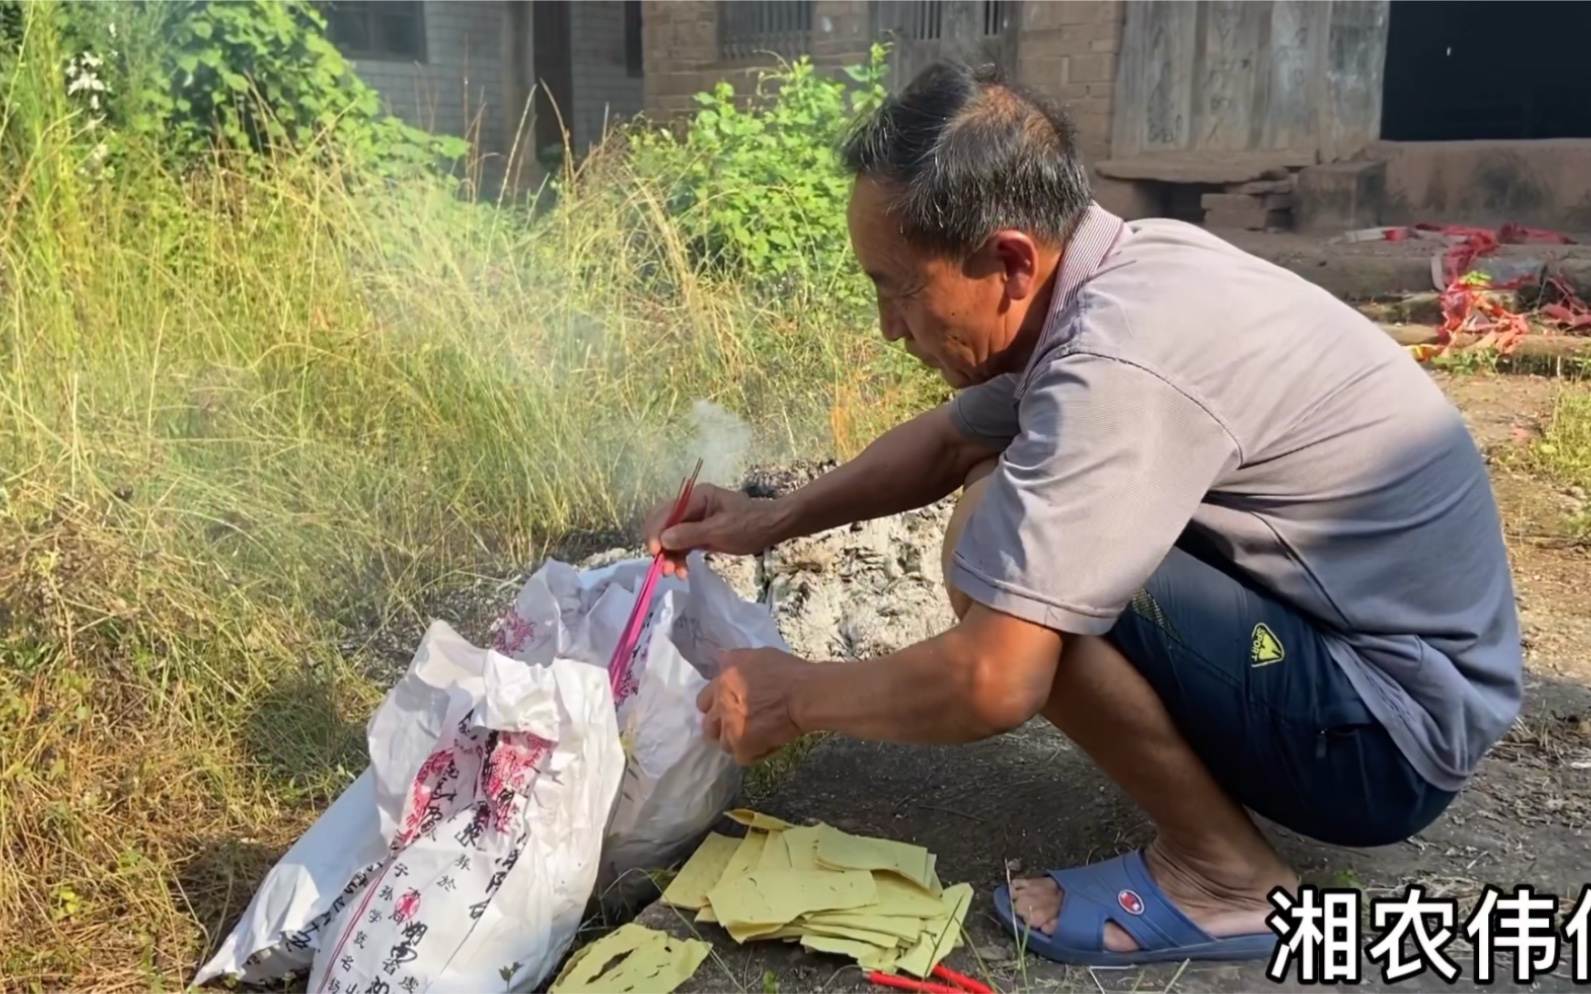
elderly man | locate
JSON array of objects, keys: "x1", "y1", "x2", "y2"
[{"x1": 644, "y1": 61, "x2": 1522, "y2": 965}]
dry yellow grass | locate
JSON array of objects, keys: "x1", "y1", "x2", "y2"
[{"x1": 0, "y1": 37, "x2": 944, "y2": 994}]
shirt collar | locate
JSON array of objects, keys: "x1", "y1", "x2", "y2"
[
  {"x1": 1046, "y1": 201, "x2": 1127, "y2": 328},
  {"x1": 1017, "y1": 201, "x2": 1126, "y2": 382}
]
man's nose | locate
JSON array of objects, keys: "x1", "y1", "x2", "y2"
[{"x1": 878, "y1": 302, "x2": 907, "y2": 342}]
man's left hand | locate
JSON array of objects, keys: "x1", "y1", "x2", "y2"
[{"x1": 697, "y1": 647, "x2": 811, "y2": 764}]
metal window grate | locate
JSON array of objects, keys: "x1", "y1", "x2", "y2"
[
  {"x1": 982, "y1": 0, "x2": 1008, "y2": 36},
  {"x1": 874, "y1": 1, "x2": 943, "y2": 42},
  {"x1": 717, "y1": 1, "x2": 814, "y2": 61},
  {"x1": 871, "y1": 2, "x2": 1010, "y2": 45}
]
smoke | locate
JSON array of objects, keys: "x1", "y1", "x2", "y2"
[{"x1": 677, "y1": 399, "x2": 752, "y2": 488}]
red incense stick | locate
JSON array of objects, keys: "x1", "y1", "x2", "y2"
[{"x1": 607, "y1": 458, "x2": 703, "y2": 700}]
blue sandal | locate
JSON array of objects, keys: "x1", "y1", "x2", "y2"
[{"x1": 992, "y1": 850, "x2": 1278, "y2": 966}]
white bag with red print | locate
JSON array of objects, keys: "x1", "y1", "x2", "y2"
[
  {"x1": 492, "y1": 552, "x2": 787, "y2": 892},
  {"x1": 302, "y1": 619, "x2": 624, "y2": 994},
  {"x1": 190, "y1": 768, "x2": 390, "y2": 987}
]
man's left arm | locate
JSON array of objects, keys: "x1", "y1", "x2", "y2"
[
  {"x1": 783, "y1": 353, "x2": 1242, "y2": 746},
  {"x1": 787, "y1": 603, "x2": 1064, "y2": 744}
]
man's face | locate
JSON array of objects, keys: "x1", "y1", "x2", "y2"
[{"x1": 846, "y1": 177, "x2": 1054, "y2": 389}]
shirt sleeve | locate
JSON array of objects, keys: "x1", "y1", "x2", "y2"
[
  {"x1": 950, "y1": 353, "x2": 1241, "y2": 635},
  {"x1": 948, "y1": 373, "x2": 1022, "y2": 450}
]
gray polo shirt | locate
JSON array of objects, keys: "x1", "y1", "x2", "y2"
[{"x1": 949, "y1": 203, "x2": 1522, "y2": 792}]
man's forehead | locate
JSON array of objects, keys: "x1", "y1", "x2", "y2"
[{"x1": 848, "y1": 179, "x2": 919, "y2": 277}]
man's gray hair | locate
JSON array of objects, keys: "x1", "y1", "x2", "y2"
[{"x1": 839, "y1": 60, "x2": 1091, "y2": 257}]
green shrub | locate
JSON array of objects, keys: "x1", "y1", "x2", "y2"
[
  {"x1": 627, "y1": 45, "x2": 892, "y2": 314},
  {"x1": 3, "y1": 0, "x2": 466, "y2": 180},
  {"x1": 0, "y1": 11, "x2": 950, "y2": 986}
]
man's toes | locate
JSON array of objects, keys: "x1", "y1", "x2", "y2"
[
  {"x1": 1103, "y1": 921, "x2": 1140, "y2": 953},
  {"x1": 1009, "y1": 876, "x2": 1140, "y2": 949},
  {"x1": 1009, "y1": 876, "x2": 1063, "y2": 932}
]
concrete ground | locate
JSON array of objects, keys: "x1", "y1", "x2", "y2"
[
  {"x1": 1220, "y1": 229, "x2": 1591, "y2": 302},
  {"x1": 610, "y1": 372, "x2": 1591, "y2": 994},
  {"x1": 636, "y1": 677, "x2": 1590, "y2": 993}
]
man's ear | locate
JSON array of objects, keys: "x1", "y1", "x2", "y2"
[{"x1": 989, "y1": 230, "x2": 1041, "y2": 301}]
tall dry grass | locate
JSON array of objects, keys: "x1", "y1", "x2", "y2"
[{"x1": 0, "y1": 28, "x2": 942, "y2": 991}]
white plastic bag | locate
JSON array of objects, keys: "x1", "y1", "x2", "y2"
[
  {"x1": 308, "y1": 620, "x2": 623, "y2": 993},
  {"x1": 193, "y1": 620, "x2": 624, "y2": 993},
  {"x1": 191, "y1": 770, "x2": 389, "y2": 986},
  {"x1": 492, "y1": 552, "x2": 788, "y2": 889}
]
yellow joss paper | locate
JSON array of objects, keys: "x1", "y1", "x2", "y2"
[
  {"x1": 795, "y1": 919, "x2": 904, "y2": 947},
  {"x1": 895, "y1": 883, "x2": 975, "y2": 979},
  {"x1": 814, "y1": 824, "x2": 939, "y2": 893},
  {"x1": 756, "y1": 832, "x2": 794, "y2": 872},
  {"x1": 661, "y1": 832, "x2": 740, "y2": 910},
  {"x1": 549, "y1": 923, "x2": 710, "y2": 994},
  {"x1": 722, "y1": 830, "x2": 770, "y2": 880},
  {"x1": 727, "y1": 808, "x2": 795, "y2": 832},
  {"x1": 798, "y1": 911, "x2": 924, "y2": 942},
  {"x1": 800, "y1": 933, "x2": 901, "y2": 973},
  {"x1": 781, "y1": 825, "x2": 823, "y2": 871},
  {"x1": 698, "y1": 829, "x2": 771, "y2": 923},
  {"x1": 707, "y1": 868, "x2": 877, "y2": 933},
  {"x1": 667, "y1": 814, "x2": 978, "y2": 981},
  {"x1": 858, "y1": 875, "x2": 951, "y2": 919}
]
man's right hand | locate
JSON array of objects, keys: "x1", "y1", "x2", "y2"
[{"x1": 642, "y1": 483, "x2": 790, "y2": 579}]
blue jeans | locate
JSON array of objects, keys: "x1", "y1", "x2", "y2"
[{"x1": 1106, "y1": 541, "x2": 1457, "y2": 849}]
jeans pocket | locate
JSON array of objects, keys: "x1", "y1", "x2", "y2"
[{"x1": 1314, "y1": 719, "x2": 1437, "y2": 847}]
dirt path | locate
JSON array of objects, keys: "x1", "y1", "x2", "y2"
[
  {"x1": 1437, "y1": 372, "x2": 1591, "y2": 684},
  {"x1": 623, "y1": 370, "x2": 1591, "y2": 994}
]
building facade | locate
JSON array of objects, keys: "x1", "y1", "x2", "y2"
[
  {"x1": 639, "y1": 0, "x2": 1591, "y2": 232},
  {"x1": 642, "y1": 1, "x2": 1122, "y2": 163},
  {"x1": 323, "y1": 1, "x2": 646, "y2": 188},
  {"x1": 324, "y1": 2, "x2": 1591, "y2": 230}
]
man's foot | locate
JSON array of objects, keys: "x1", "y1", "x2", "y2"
[{"x1": 1008, "y1": 837, "x2": 1297, "y2": 953}]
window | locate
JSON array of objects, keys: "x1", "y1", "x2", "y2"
[
  {"x1": 625, "y1": 0, "x2": 643, "y2": 78},
  {"x1": 874, "y1": 0, "x2": 942, "y2": 41},
  {"x1": 982, "y1": 0, "x2": 1009, "y2": 36},
  {"x1": 717, "y1": 1, "x2": 813, "y2": 61},
  {"x1": 321, "y1": 1, "x2": 427, "y2": 63},
  {"x1": 870, "y1": 2, "x2": 1009, "y2": 44}
]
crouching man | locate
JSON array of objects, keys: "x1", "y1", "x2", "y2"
[{"x1": 643, "y1": 61, "x2": 1521, "y2": 966}]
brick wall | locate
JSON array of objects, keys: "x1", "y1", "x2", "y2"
[
  {"x1": 1015, "y1": 1, "x2": 1147, "y2": 214},
  {"x1": 642, "y1": 0, "x2": 874, "y2": 122},
  {"x1": 639, "y1": 0, "x2": 1142, "y2": 212},
  {"x1": 351, "y1": 1, "x2": 508, "y2": 157},
  {"x1": 1017, "y1": 0, "x2": 1123, "y2": 164},
  {"x1": 643, "y1": 1, "x2": 1125, "y2": 150},
  {"x1": 641, "y1": 1, "x2": 722, "y2": 121},
  {"x1": 570, "y1": 2, "x2": 646, "y2": 149}
]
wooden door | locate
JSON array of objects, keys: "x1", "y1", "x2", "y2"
[
  {"x1": 1108, "y1": 0, "x2": 1390, "y2": 164},
  {"x1": 531, "y1": 0, "x2": 574, "y2": 160}
]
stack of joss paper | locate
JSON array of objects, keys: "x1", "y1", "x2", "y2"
[{"x1": 660, "y1": 809, "x2": 974, "y2": 979}]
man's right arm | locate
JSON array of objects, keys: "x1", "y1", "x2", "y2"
[{"x1": 768, "y1": 400, "x2": 1005, "y2": 544}]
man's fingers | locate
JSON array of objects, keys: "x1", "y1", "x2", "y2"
[
  {"x1": 696, "y1": 682, "x2": 713, "y2": 714},
  {"x1": 659, "y1": 519, "x2": 708, "y2": 555}
]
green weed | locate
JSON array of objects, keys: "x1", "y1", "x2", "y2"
[{"x1": 0, "y1": 10, "x2": 937, "y2": 989}]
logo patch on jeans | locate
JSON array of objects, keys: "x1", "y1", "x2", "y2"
[
  {"x1": 1251, "y1": 623, "x2": 1285, "y2": 667},
  {"x1": 1118, "y1": 889, "x2": 1144, "y2": 915}
]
